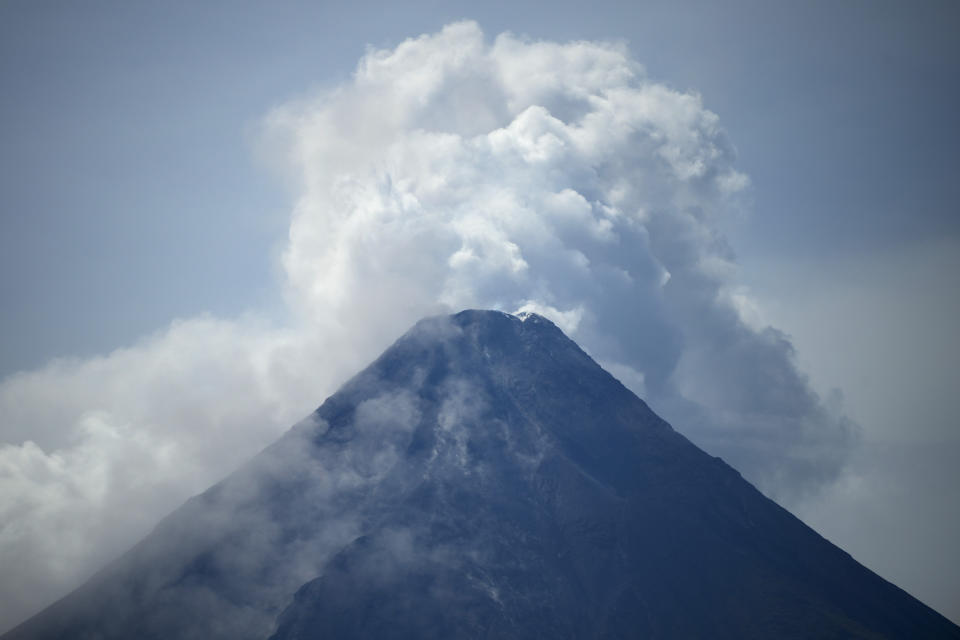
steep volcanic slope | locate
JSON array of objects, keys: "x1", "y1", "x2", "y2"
[{"x1": 5, "y1": 310, "x2": 958, "y2": 639}]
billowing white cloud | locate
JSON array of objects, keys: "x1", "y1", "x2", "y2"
[
  {"x1": 268, "y1": 20, "x2": 854, "y2": 494},
  {"x1": 0, "y1": 21, "x2": 855, "y2": 632}
]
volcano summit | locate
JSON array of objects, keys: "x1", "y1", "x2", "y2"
[{"x1": 5, "y1": 310, "x2": 957, "y2": 639}]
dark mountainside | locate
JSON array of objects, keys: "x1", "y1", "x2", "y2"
[{"x1": 5, "y1": 310, "x2": 958, "y2": 639}]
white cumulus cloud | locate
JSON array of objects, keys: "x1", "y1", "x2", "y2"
[{"x1": 0, "y1": 21, "x2": 855, "y2": 632}]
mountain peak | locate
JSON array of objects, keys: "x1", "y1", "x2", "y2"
[{"x1": 406, "y1": 308, "x2": 564, "y2": 347}]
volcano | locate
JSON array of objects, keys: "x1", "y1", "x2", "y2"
[{"x1": 5, "y1": 310, "x2": 958, "y2": 639}]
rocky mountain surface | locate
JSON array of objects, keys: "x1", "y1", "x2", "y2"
[{"x1": 5, "y1": 310, "x2": 958, "y2": 639}]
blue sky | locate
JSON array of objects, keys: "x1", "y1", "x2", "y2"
[{"x1": 0, "y1": 0, "x2": 957, "y2": 630}]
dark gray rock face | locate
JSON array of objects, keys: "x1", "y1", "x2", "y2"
[{"x1": 5, "y1": 310, "x2": 958, "y2": 639}]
